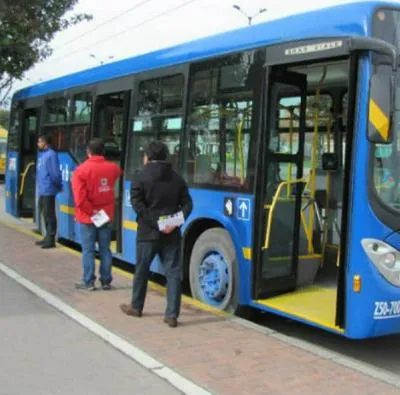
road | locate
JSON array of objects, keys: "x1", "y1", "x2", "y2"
[{"x1": 0, "y1": 271, "x2": 181, "y2": 395}]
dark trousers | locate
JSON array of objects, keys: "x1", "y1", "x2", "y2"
[
  {"x1": 39, "y1": 196, "x2": 57, "y2": 241},
  {"x1": 132, "y1": 238, "x2": 181, "y2": 319}
]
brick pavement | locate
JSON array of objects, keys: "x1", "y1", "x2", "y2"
[{"x1": 0, "y1": 220, "x2": 399, "y2": 395}]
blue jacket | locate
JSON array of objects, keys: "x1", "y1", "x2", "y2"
[{"x1": 37, "y1": 148, "x2": 62, "y2": 196}]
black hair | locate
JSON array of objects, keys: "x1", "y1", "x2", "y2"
[
  {"x1": 145, "y1": 141, "x2": 169, "y2": 161},
  {"x1": 38, "y1": 134, "x2": 52, "y2": 146},
  {"x1": 87, "y1": 138, "x2": 105, "y2": 156}
]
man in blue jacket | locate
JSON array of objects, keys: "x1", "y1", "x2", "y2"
[{"x1": 36, "y1": 134, "x2": 62, "y2": 249}]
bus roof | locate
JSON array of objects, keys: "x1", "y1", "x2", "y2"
[{"x1": 14, "y1": 1, "x2": 398, "y2": 101}]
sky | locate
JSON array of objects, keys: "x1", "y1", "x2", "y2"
[{"x1": 8, "y1": 0, "x2": 368, "y2": 102}]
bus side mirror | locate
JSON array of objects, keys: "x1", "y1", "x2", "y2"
[{"x1": 368, "y1": 64, "x2": 394, "y2": 144}]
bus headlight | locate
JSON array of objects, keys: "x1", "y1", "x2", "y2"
[
  {"x1": 381, "y1": 252, "x2": 396, "y2": 269},
  {"x1": 361, "y1": 239, "x2": 400, "y2": 287}
]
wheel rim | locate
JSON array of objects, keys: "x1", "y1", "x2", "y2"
[{"x1": 198, "y1": 250, "x2": 231, "y2": 307}]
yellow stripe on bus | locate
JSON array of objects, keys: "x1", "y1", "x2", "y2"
[
  {"x1": 122, "y1": 220, "x2": 137, "y2": 231},
  {"x1": 60, "y1": 205, "x2": 75, "y2": 215},
  {"x1": 369, "y1": 99, "x2": 389, "y2": 141},
  {"x1": 242, "y1": 248, "x2": 252, "y2": 260}
]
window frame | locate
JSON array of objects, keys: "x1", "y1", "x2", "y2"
[
  {"x1": 183, "y1": 49, "x2": 265, "y2": 193},
  {"x1": 125, "y1": 65, "x2": 189, "y2": 179}
]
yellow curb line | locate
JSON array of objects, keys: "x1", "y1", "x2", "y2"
[{"x1": 0, "y1": 219, "x2": 229, "y2": 318}]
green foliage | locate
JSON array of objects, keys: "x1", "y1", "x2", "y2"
[
  {"x1": 0, "y1": 0, "x2": 92, "y2": 104},
  {"x1": 0, "y1": 109, "x2": 9, "y2": 128}
]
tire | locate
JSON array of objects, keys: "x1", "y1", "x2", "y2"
[{"x1": 189, "y1": 228, "x2": 239, "y2": 312}]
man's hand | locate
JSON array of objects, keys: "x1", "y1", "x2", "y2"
[{"x1": 161, "y1": 225, "x2": 177, "y2": 235}]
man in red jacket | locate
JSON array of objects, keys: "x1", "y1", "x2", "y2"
[{"x1": 72, "y1": 138, "x2": 122, "y2": 291}]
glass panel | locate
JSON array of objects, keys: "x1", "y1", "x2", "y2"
[
  {"x1": 371, "y1": 9, "x2": 400, "y2": 212},
  {"x1": 8, "y1": 108, "x2": 20, "y2": 151},
  {"x1": 70, "y1": 125, "x2": 90, "y2": 162},
  {"x1": 127, "y1": 75, "x2": 185, "y2": 177},
  {"x1": 22, "y1": 115, "x2": 37, "y2": 153},
  {"x1": 130, "y1": 115, "x2": 182, "y2": 172},
  {"x1": 185, "y1": 51, "x2": 262, "y2": 189},
  {"x1": 73, "y1": 93, "x2": 92, "y2": 123},
  {"x1": 138, "y1": 79, "x2": 160, "y2": 116},
  {"x1": 373, "y1": 142, "x2": 400, "y2": 209},
  {"x1": 97, "y1": 107, "x2": 124, "y2": 161},
  {"x1": 262, "y1": 164, "x2": 299, "y2": 280},
  {"x1": 277, "y1": 96, "x2": 301, "y2": 154},
  {"x1": 162, "y1": 75, "x2": 184, "y2": 113},
  {"x1": 46, "y1": 98, "x2": 69, "y2": 124},
  {"x1": 43, "y1": 127, "x2": 69, "y2": 151}
]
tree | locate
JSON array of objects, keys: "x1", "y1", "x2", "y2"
[
  {"x1": 0, "y1": 0, "x2": 92, "y2": 105},
  {"x1": 0, "y1": 109, "x2": 9, "y2": 128}
]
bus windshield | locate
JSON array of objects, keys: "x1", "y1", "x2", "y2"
[{"x1": 371, "y1": 9, "x2": 400, "y2": 211}]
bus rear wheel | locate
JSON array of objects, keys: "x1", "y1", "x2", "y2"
[{"x1": 189, "y1": 228, "x2": 238, "y2": 312}]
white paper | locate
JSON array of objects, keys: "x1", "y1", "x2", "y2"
[
  {"x1": 157, "y1": 211, "x2": 185, "y2": 231},
  {"x1": 91, "y1": 209, "x2": 110, "y2": 228}
]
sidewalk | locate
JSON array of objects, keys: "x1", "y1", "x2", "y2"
[{"x1": 0, "y1": 219, "x2": 399, "y2": 395}]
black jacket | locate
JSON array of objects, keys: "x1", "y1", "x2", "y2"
[{"x1": 131, "y1": 161, "x2": 193, "y2": 241}]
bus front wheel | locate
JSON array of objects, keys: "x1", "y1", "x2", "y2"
[{"x1": 189, "y1": 228, "x2": 238, "y2": 312}]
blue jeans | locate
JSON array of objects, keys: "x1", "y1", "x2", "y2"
[
  {"x1": 80, "y1": 223, "x2": 113, "y2": 286},
  {"x1": 132, "y1": 238, "x2": 181, "y2": 318}
]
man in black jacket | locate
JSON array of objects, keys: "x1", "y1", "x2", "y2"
[{"x1": 120, "y1": 141, "x2": 193, "y2": 327}]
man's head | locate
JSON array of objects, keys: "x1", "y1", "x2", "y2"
[
  {"x1": 37, "y1": 134, "x2": 52, "y2": 151},
  {"x1": 87, "y1": 138, "x2": 105, "y2": 157},
  {"x1": 144, "y1": 141, "x2": 169, "y2": 165}
]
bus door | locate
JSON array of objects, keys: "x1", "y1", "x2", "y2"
[
  {"x1": 18, "y1": 108, "x2": 40, "y2": 218},
  {"x1": 93, "y1": 91, "x2": 130, "y2": 253},
  {"x1": 254, "y1": 68, "x2": 308, "y2": 298}
]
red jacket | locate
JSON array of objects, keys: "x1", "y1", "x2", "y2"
[{"x1": 72, "y1": 155, "x2": 122, "y2": 224}]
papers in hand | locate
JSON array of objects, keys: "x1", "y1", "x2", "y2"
[
  {"x1": 91, "y1": 209, "x2": 110, "y2": 228},
  {"x1": 157, "y1": 211, "x2": 184, "y2": 231}
]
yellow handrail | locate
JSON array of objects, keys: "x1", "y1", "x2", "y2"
[
  {"x1": 263, "y1": 179, "x2": 306, "y2": 250},
  {"x1": 287, "y1": 107, "x2": 296, "y2": 197},
  {"x1": 306, "y1": 67, "x2": 327, "y2": 253},
  {"x1": 19, "y1": 162, "x2": 35, "y2": 196},
  {"x1": 236, "y1": 115, "x2": 245, "y2": 183}
]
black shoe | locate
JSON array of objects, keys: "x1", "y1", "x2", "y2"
[
  {"x1": 101, "y1": 283, "x2": 112, "y2": 291},
  {"x1": 164, "y1": 317, "x2": 178, "y2": 328},
  {"x1": 75, "y1": 282, "x2": 96, "y2": 291},
  {"x1": 41, "y1": 242, "x2": 56, "y2": 249},
  {"x1": 35, "y1": 239, "x2": 46, "y2": 246}
]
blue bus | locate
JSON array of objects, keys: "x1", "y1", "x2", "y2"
[{"x1": 5, "y1": 1, "x2": 400, "y2": 338}]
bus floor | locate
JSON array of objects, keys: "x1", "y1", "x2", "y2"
[{"x1": 256, "y1": 259, "x2": 341, "y2": 333}]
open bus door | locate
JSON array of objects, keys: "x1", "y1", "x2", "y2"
[
  {"x1": 92, "y1": 91, "x2": 130, "y2": 254},
  {"x1": 14, "y1": 108, "x2": 40, "y2": 218},
  {"x1": 254, "y1": 68, "x2": 308, "y2": 299}
]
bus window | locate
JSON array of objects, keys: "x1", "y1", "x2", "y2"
[
  {"x1": 185, "y1": 51, "x2": 262, "y2": 190},
  {"x1": 42, "y1": 126, "x2": 69, "y2": 151},
  {"x1": 46, "y1": 97, "x2": 69, "y2": 124},
  {"x1": 43, "y1": 97, "x2": 70, "y2": 152},
  {"x1": 95, "y1": 92, "x2": 125, "y2": 162},
  {"x1": 128, "y1": 75, "x2": 184, "y2": 175},
  {"x1": 72, "y1": 93, "x2": 92, "y2": 123},
  {"x1": 70, "y1": 125, "x2": 90, "y2": 162},
  {"x1": 8, "y1": 107, "x2": 20, "y2": 152},
  {"x1": 22, "y1": 115, "x2": 37, "y2": 153},
  {"x1": 69, "y1": 93, "x2": 92, "y2": 162}
]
